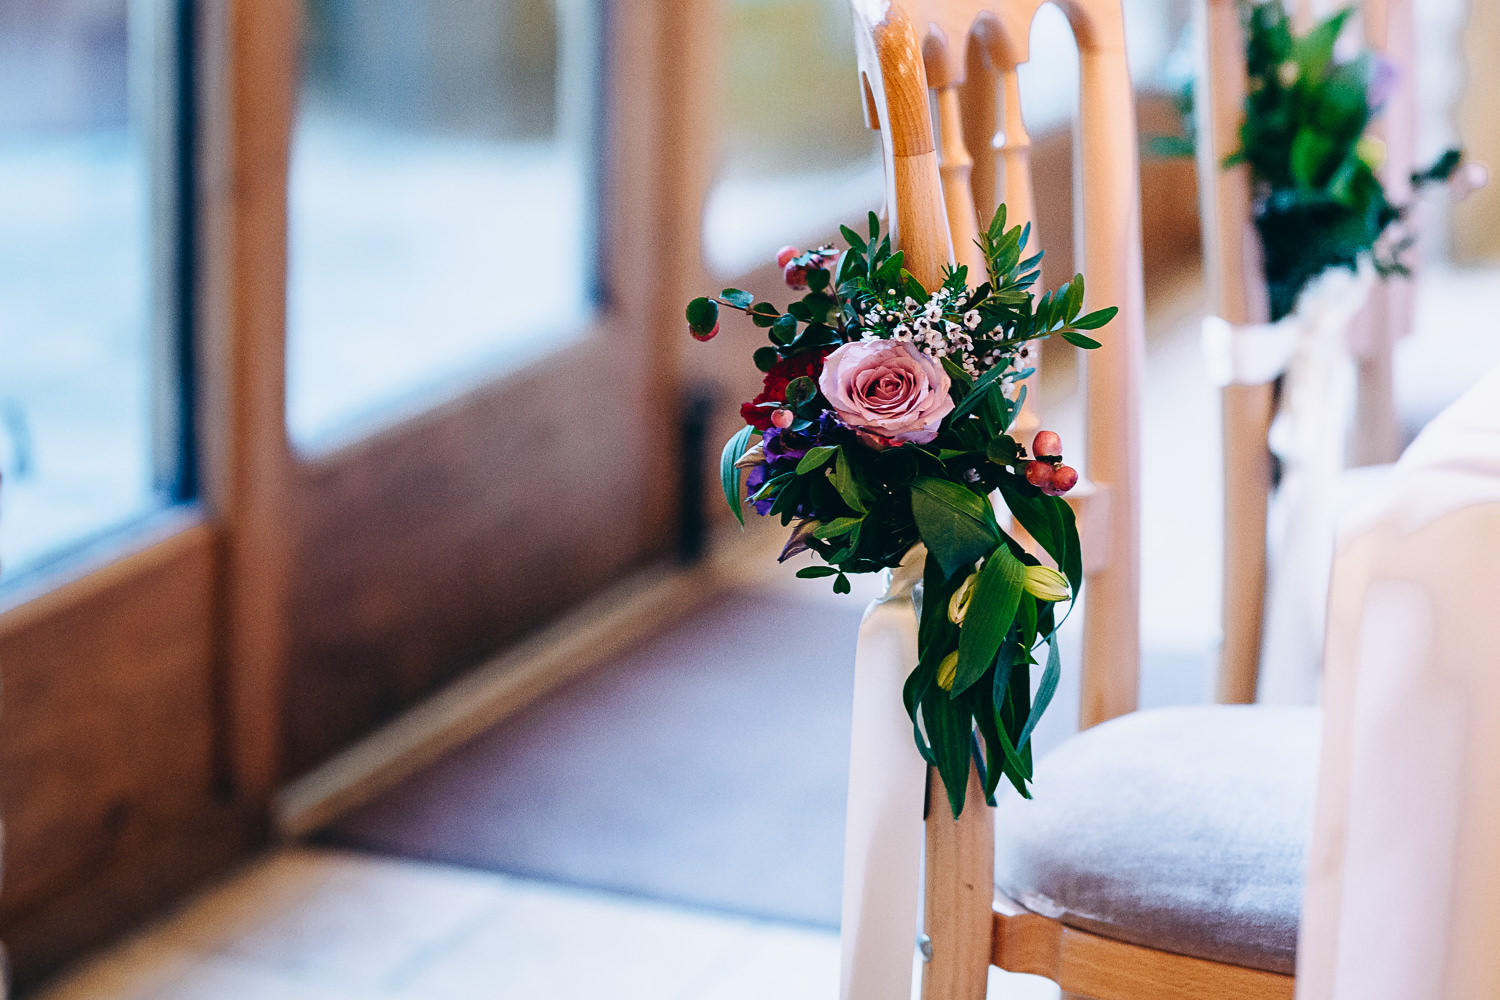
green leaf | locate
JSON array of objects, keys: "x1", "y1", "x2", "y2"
[
  {"x1": 813, "y1": 516, "x2": 863, "y2": 539},
  {"x1": 785, "y1": 375, "x2": 817, "y2": 411},
  {"x1": 833, "y1": 573, "x2": 852, "y2": 595},
  {"x1": 922, "y1": 676, "x2": 972, "y2": 819},
  {"x1": 720, "y1": 288, "x2": 753, "y2": 309},
  {"x1": 753, "y1": 346, "x2": 778, "y2": 372},
  {"x1": 951, "y1": 545, "x2": 1026, "y2": 695},
  {"x1": 749, "y1": 302, "x2": 781, "y2": 327},
  {"x1": 831, "y1": 450, "x2": 872, "y2": 514},
  {"x1": 686, "y1": 297, "x2": 719, "y2": 335},
  {"x1": 796, "y1": 565, "x2": 838, "y2": 578},
  {"x1": 1070, "y1": 306, "x2": 1117, "y2": 331},
  {"x1": 910, "y1": 477, "x2": 1000, "y2": 578},
  {"x1": 720, "y1": 425, "x2": 756, "y2": 526},
  {"x1": 1060, "y1": 330, "x2": 1103, "y2": 350},
  {"x1": 995, "y1": 475, "x2": 1082, "y2": 593},
  {"x1": 806, "y1": 267, "x2": 830, "y2": 293},
  {"x1": 770, "y1": 314, "x2": 798, "y2": 345},
  {"x1": 948, "y1": 365, "x2": 1009, "y2": 422},
  {"x1": 1016, "y1": 636, "x2": 1062, "y2": 751},
  {"x1": 796, "y1": 445, "x2": 838, "y2": 474}
]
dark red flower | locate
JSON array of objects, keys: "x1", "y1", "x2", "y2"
[{"x1": 739, "y1": 349, "x2": 833, "y2": 431}]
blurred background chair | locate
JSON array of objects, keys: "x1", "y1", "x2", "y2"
[
  {"x1": 1298, "y1": 362, "x2": 1500, "y2": 1000},
  {"x1": 842, "y1": 1, "x2": 1315, "y2": 997},
  {"x1": 1192, "y1": 0, "x2": 1470, "y2": 706}
]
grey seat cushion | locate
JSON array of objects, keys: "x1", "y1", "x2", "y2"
[{"x1": 993, "y1": 705, "x2": 1320, "y2": 975}]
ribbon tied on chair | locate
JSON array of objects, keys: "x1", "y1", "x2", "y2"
[{"x1": 1201, "y1": 263, "x2": 1376, "y2": 704}]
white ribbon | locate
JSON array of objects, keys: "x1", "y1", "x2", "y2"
[
  {"x1": 839, "y1": 543, "x2": 929, "y2": 1000},
  {"x1": 1201, "y1": 264, "x2": 1376, "y2": 704}
]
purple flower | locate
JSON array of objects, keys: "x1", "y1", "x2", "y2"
[
  {"x1": 745, "y1": 415, "x2": 854, "y2": 516},
  {"x1": 1368, "y1": 55, "x2": 1399, "y2": 111}
]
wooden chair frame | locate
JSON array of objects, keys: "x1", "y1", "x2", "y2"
[
  {"x1": 1199, "y1": 0, "x2": 1416, "y2": 703},
  {"x1": 851, "y1": 1, "x2": 1292, "y2": 996}
]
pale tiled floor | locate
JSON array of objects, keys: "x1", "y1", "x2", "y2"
[{"x1": 33, "y1": 847, "x2": 1057, "y2": 1000}]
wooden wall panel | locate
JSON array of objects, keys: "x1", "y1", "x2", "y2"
[
  {"x1": 284, "y1": 335, "x2": 656, "y2": 774},
  {"x1": 0, "y1": 527, "x2": 255, "y2": 989}
]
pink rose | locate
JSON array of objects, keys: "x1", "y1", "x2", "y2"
[{"x1": 818, "y1": 340, "x2": 954, "y2": 447}]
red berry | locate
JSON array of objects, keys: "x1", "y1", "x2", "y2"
[
  {"x1": 771, "y1": 408, "x2": 794, "y2": 429},
  {"x1": 783, "y1": 263, "x2": 809, "y2": 290},
  {"x1": 1024, "y1": 461, "x2": 1054, "y2": 489},
  {"x1": 776, "y1": 245, "x2": 801, "y2": 269},
  {"x1": 1048, "y1": 465, "x2": 1079, "y2": 495},
  {"x1": 1032, "y1": 430, "x2": 1062, "y2": 458},
  {"x1": 690, "y1": 321, "x2": 719, "y2": 342}
]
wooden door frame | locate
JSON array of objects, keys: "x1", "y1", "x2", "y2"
[{"x1": 0, "y1": 0, "x2": 716, "y2": 986}]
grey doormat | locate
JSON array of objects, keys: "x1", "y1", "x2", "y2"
[{"x1": 318, "y1": 584, "x2": 865, "y2": 928}]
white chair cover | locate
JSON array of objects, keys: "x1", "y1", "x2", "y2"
[
  {"x1": 1202, "y1": 264, "x2": 1375, "y2": 703},
  {"x1": 839, "y1": 543, "x2": 928, "y2": 1000},
  {"x1": 1297, "y1": 363, "x2": 1500, "y2": 999}
]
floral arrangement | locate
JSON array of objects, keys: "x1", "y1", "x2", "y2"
[
  {"x1": 686, "y1": 208, "x2": 1116, "y2": 818},
  {"x1": 1230, "y1": 1, "x2": 1462, "y2": 320}
]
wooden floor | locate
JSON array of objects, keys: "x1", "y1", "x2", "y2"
[{"x1": 30, "y1": 847, "x2": 1061, "y2": 1000}]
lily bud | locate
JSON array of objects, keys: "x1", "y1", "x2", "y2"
[
  {"x1": 937, "y1": 650, "x2": 959, "y2": 691},
  {"x1": 1025, "y1": 460, "x2": 1054, "y2": 489},
  {"x1": 1032, "y1": 430, "x2": 1062, "y2": 458},
  {"x1": 733, "y1": 442, "x2": 766, "y2": 470},
  {"x1": 1023, "y1": 565, "x2": 1071, "y2": 602},
  {"x1": 1355, "y1": 136, "x2": 1387, "y2": 171},
  {"x1": 948, "y1": 572, "x2": 978, "y2": 625}
]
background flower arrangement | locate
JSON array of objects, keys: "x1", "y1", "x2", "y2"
[
  {"x1": 687, "y1": 208, "x2": 1116, "y2": 817},
  {"x1": 1229, "y1": 0, "x2": 1462, "y2": 319}
]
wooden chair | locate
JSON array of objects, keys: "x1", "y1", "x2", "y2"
[
  {"x1": 1299, "y1": 364, "x2": 1500, "y2": 999},
  {"x1": 1195, "y1": 0, "x2": 1417, "y2": 704},
  {"x1": 849, "y1": 2, "x2": 1314, "y2": 997}
]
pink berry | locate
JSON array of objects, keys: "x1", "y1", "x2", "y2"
[
  {"x1": 1032, "y1": 430, "x2": 1062, "y2": 458},
  {"x1": 1047, "y1": 465, "x2": 1079, "y2": 495},
  {"x1": 771, "y1": 408, "x2": 794, "y2": 429},
  {"x1": 776, "y1": 245, "x2": 801, "y2": 269},
  {"x1": 690, "y1": 321, "x2": 719, "y2": 342},
  {"x1": 1024, "y1": 461, "x2": 1054, "y2": 489},
  {"x1": 783, "y1": 262, "x2": 809, "y2": 290}
]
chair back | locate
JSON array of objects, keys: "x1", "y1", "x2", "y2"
[
  {"x1": 1196, "y1": 0, "x2": 1417, "y2": 703},
  {"x1": 847, "y1": 5, "x2": 1145, "y2": 997},
  {"x1": 1299, "y1": 363, "x2": 1500, "y2": 999},
  {"x1": 849, "y1": 0, "x2": 1147, "y2": 731}
]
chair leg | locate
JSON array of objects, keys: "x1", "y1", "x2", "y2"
[{"x1": 920, "y1": 762, "x2": 993, "y2": 1000}]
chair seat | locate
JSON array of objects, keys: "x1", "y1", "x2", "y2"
[{"x1": 994, "y1": 705, "x2": 1320, "y2": 975}]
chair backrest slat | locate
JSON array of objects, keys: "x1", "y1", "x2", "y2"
[{"x1": 1196, "y1": 0, "x2": 1274, "y2": 703}]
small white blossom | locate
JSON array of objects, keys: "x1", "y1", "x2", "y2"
[{"x1": 964, "y1": 310, "x2": 981, "y2": 330}]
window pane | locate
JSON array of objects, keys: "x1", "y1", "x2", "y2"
[
  {"x1": 288, "y1": 0, "x2": 600, "y2": 449},
  {"x1": 0, "y1": 2, "x2": 173, "y2": 578},
  {"x1": 703, "y1": 0, "x2": 882, "y2": 277}
]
